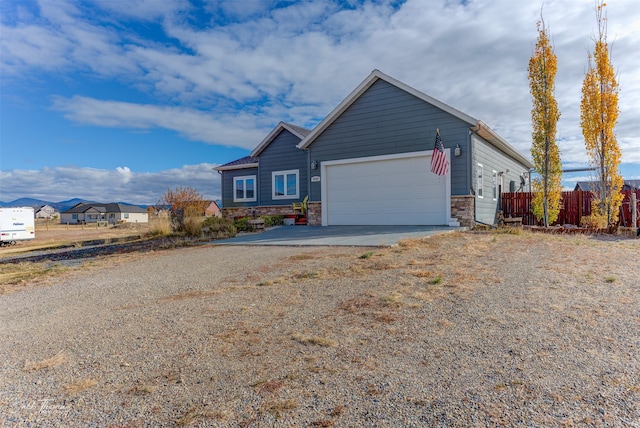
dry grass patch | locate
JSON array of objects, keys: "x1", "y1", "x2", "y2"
[
  {"x1": 129, "y1": 383, "x2": 157, "y2": 395},
  {"x1": 288, "y1": 253, "x2": 316, "y2": 261},
  {"x1": 409, "y1": 269, "x2": 432, "y2": 278},
  {"x1": 254, "y1": 378, "x2": 285, "y2": 395},
  {"x1": 262, "y1": 399, "x2": 298, "y2": 419},
  {"x1": 380, "y1": 291, "x2": 403, "y2": 307},
  {"x1": 373, "y1": 313, "x2": 398, "y2": 323},
  {"x1": 23, "y1": 350, "x2": 68, "y2": 371},
  {"x1": 175, "y1": 404, "x2": 207, "y2": 427},
  {"x1": 310, "y1": 419, "x2": 335, "y2": 427},
  {"x1": 329, "y1": 405, "x2": 346, "y2": 416},
  {"x1": 291, "y1": 334, "x2": 337, "y2": 347},
  {"x1": 339, "y1": 294, "x2": 380, "y2": 313},
  {"x1": 157, "y1": 289, "x2": 222, "y2": 303},
  {"x1": 0, "y1": 262, "x2": 70, "y2": 291},
  {"x1": 64, "y1": 378, "x2": 98, "y2": 394}
]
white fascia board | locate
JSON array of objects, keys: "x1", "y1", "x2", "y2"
[
  {"x1": 213, "y1": 163, "x2": 259, "y2": 172},
  {"x1": 298, "y1": 69, "x2": 478, "y2": 150}
]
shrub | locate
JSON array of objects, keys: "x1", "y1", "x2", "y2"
[
  {"x1": 581, "y1": 214, "x2": 607, "y2": 229},
  {"x1": 202, "y1": 217, "x2": 237, "y2": 239},
  {"x1": 149, "y1": 217, "x2": 171, "y2": 236},
  {"x1": 261, "y1": 215, "x2": 284, "y2": 227},
  {"x1": 183, "y1": 216, "x2": 204, "y2": 237},
  {"x1": 234, "y1": 216, "x2": 250, "y2": 232}
]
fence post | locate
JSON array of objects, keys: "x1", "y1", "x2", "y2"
[
  {"x1": 633, "y1": 192, "x2": 637, "y2": 228},
  {"x1": 577, "y1": 189, "x2": 583, "y2": 227}
]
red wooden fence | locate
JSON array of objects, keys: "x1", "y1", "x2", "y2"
[{"x1": 501, "y1": 190, "x2": 640, "y2": 227}]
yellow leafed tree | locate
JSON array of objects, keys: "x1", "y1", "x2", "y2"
[
  {"x1": 159, "y1": 186, "x2": 208, "y2": 232},
  {"x1": 528, "y1": 18, "x2": 562, "y2": 227},
  {"x1": 580, "y1": 1, "x2": 623, "y2": 228}
]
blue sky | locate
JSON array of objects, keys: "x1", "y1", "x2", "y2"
[{"x1": 1, "y1": 0, "x2": 638, "y2": 205}]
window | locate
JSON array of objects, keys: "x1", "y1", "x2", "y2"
[
  {"x1": 492, "y1": 170, "x2": 498, "y2": 200},
  {"x1": 476, "y1": 164, "x2": 484, "y2": 198},
  {"x1": 272, "y1": 170, "x2": 299, "y2": 200},
  {"x1": 234, "y1": 176, "x2": 257, "y2": 202},
  {"x1": 124, "y1": 213, "x2": 129, "y2": 219}
]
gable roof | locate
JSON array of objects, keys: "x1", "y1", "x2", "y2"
[
  {"x1": 62, "y1": 203, "x2": 147, "y2": 214},
  {"x1": 624, "y1": 179, "x2": 640, "y2": 190},
  {"x1": 213, "y1": 155, "x2": 259, "y2": 172},
  {"x1": 297, "y1": 69, "x2": 533, "y2": 169},
  {"x1": 576, "y1": 180, "x2": 640, "y2": 191},
  {"x1": 250, "y1": 121, "x2": 311, "y2": 157}
]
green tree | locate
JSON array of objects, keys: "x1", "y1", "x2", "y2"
[
  {"x1": 528, "y1": 18, "x2": 562, "y2": 227},
  {"x1": 580, "y1": 1, "x2": 623, "y2": 229}
]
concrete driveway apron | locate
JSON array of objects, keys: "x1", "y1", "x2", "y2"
[{"x1": 211, "y1": 225, "x2": 464, "y2": 247}]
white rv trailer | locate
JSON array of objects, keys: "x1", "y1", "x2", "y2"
[{"x1": 0, "y1": 207, "x2": 35, "y2": 246}]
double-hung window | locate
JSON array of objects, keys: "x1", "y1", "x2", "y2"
[
  {"x1": 234, "y1": 176, "x2": 257, "y2": 202},
  {"x1": 492, "y1": 170, "x2": 498, "y2": 200},
  {"x1": 476, "y1": 164, "x2": 484, "y2": 198},
  {"x1": 272, "y1": 170, "x2": 299, "y2": 200}
]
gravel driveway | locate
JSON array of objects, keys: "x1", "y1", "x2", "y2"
[{"x1": 1, "y1": 232, "x2": 639, "y2": 427}]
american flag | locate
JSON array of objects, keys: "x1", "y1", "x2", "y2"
[{"x1": 430, "y1": 130, "x2": 449, "y2": 176}]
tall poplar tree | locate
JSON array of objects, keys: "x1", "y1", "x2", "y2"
[
  {"x1": 528, "y1": 18, "x2": 562, "y2": 227},
  {"x1": 580, "y1": 1, "x2": 623, "y2": 228}
]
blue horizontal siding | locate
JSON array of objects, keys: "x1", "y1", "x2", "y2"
[
  {"x1": 220, "y1": 167, "x2": 259, "y2": 208},
  {"x1": 307, "y1": 79, "x2": 472, "y2": 201},
  {"x1": 257, "y1": 129, "x2": 308, "y2": 205}
]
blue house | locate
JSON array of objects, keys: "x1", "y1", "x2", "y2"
[
  {"x1": 214, "y1": 122, "x2": 311, "y2": 216},
  {"x1": 216, "y1": 70, "x2": 533, "y2": 227}
]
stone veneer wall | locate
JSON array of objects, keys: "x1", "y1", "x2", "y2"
[
  {"x1": 306, "y1": 202, "x2": 322, "y2": 226},
  {"x1": 451, "y1": 195, "x2": 475, "y2": 228},
  {"x1": 221, "y1": 205, "x2": 296, "y2": 220},
  {"x1": 223, "y1": 197, "x2": 474, "y2": 227}
]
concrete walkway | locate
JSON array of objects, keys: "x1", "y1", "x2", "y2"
[{"x1": 211, "y1": 225, "x2": 465, "y2": 247}]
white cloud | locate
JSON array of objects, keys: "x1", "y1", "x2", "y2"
[
  {"x1": 1, "y1": 0, "x2": 639, "y2": 183},
  {"x1": 0, "y1": 164, "x2": 220, "y2": 205},
  {"x1": 51, "y1": 95, "x2": 269, "y2": 149}
]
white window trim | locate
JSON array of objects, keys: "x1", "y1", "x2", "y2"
[
  {"x1": 477, "y1": 163, "x2": 484, "y2": 199},
  {"x1": 492, "y1": 170, "x2": 498, "y2": 201},
  {"x1": 272, "y1": 169, "x2": 299, "y2": 200},
  {"x1": 233, "y1": 175, "x2": 257, "y2": 202}
]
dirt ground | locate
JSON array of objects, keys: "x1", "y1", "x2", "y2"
[
  {"x1": 0, "y1": 222, "x2": 152, "y2": 254},
  {"x1": 1, "y1": 230, "x2": 639, "y2": 426}
]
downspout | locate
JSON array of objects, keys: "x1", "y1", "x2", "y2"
[
  {"x1": 214, "y1": 168, "x2": 223, "y2": 210},
  {"x1": 257, "y1": 159, "x2": 262, "y2": 207},
  {"x1": 468, "y1": 128, "x2": 476, "y2": 227},
  {"x1": 306, "y1": 148, "x2": 311, "y2": 201}
]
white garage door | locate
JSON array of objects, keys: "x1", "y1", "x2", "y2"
[{"x1": 323, "y1": 152, "x2": 449, "y2": 226}]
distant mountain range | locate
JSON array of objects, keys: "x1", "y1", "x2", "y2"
[{"x1": 0, "y1": 198, "x2": 147, "y2": 212}]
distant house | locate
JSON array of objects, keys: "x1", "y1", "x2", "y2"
[
  {"x1": 215, "y1": 69, "x2": 533, "y2": 226},
  {"x1": 35, "y1": 205, "x2": 58, "y2": 219},
  {"x1": 623, "y1": 180, "x2": 640, "y2": 191},
  {"x1": 205, "y1": 201, "x2": 222, "y2": 217},
  {"x1": 574, "y1": 180, "x2": 640, "y2": 192},
  {"x1": 60, "y1": 203, "x2": 148, "y2": 224}
]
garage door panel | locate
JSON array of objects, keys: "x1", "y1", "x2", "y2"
[{"x1": 325, "y1": 154, "x2": 448, "y2": 226}]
